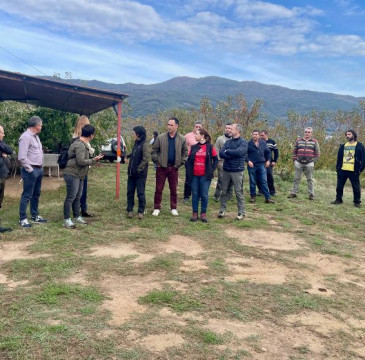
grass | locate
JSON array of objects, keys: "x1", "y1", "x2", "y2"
[{"x1": 1, "y1": 164, "x2": 365, "y2": 359}]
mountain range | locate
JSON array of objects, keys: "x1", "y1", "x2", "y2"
[{"x1": 62, "y1": 76, "x2": 364, "y2": 120}]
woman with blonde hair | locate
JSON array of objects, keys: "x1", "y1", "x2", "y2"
[{"x1": 73, "y1": 115, "x2": 95, "y2": 217}]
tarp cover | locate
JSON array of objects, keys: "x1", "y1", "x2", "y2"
[{"x1": 0, "y1": 69, "x2": 128, "y2": 115}]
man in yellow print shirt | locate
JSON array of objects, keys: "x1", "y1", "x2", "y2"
[{"x1": 331, "y1": 130, "x2": 365, "y2": 207}]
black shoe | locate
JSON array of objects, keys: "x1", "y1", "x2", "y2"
[
  {"x1": 288, "y1": 193, "x2": 297, "y2": 198},
  {"x1": 0, "y1": 226, "x2": 12, "y2": 233},
  {"x1": 265, "y1": 199, "x2": 275, "y2": 204},
  {"x1": 309, "y1": 194, "x2": 314, "y2": 201},
  {"x1": 331, "y1": 200, "x2": 343, "y2": 205},
  {"x1": 81, "y1": 211, "x2": 94, "y2": 218},
  {"x1": 354, "y1": 203, "x2": 361, "y2": 208}
]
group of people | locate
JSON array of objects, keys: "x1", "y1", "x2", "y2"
[
  {"x1": 0, "y1": 116, "x2": 363, "y2": 232},
  {"x1": 0, "y1": 115, "x2": 104, "y2": 231},
  {"x1": 127, "y1": 118, "x2": 365, "y2": 222}
]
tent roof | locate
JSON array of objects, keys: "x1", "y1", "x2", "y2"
[{"x1": 0, "y1": 69, "x2": 128, "y2": 116}]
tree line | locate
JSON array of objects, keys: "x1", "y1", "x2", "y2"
[{"x1": 1, "y1": 95, "x2": 364, "y2": 178}]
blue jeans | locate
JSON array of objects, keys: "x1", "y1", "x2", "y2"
[
  {"x1": 63, "y1": 174, "x2": 84, "y2": 219},
  {"x1": 19, "y1": 167, "x2": 44, "y2": 221},
  {"x1": 80, "y1": 175, "x2": 88, "y2": 212},
  {"x1": 191, "y1": 175, "x2": 211, "y2": 214},
  {"x1": 248, "y1": 164, "x2": 270, "y2": 199}
]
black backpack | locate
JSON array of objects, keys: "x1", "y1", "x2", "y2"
[{"x1": 57, "y1": 138, "x2": 77, "y2": 169}]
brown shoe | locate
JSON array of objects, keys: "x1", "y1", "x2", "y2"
[
  {"x1": 287, "y1": 193, "x2": 297, "y2": 198},
  {"x1": 127, "y1": 212, "x2": 133, "y2": 218},
  {"x1": 138, "y1": 213, "x2": 144, "y2": 220},
  {"x1": 190, "y1": 212, "x2": 198, "y2": 222},
  {"x1": 250, "y1": 196, "x2": 256, "y2": 203},
  {"x1": 200, "y1": 213, "x2": 208, "y2": 223},
  {"x1": 309, "y1": 194, "x2": 314, "y2": 201},
  {"x1": 265, "y1": 199, "x2": 275, "y2": 204}
]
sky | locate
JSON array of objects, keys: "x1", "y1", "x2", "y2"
[{"x1": 0, "y1": 0, "x2": 365, "y2": 96}]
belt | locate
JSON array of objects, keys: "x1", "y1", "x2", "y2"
[{"x1": 31, "y1": 165, "x2": 42, "y2": 168}]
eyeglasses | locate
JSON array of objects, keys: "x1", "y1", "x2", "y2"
[{"x1": 305, "y1": 131, "x2": 312, "y2": 133}]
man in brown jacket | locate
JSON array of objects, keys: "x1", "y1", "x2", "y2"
[{"x1": 151, "y1": 117, "x2": 188, "y2": 216}]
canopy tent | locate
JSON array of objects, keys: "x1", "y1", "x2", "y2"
[{"x1": 0, "y1": 69, "x2": 129, "y2": 198}]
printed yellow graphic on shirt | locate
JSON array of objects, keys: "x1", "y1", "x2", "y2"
[{"x1": 342, "y1": 142, "x2": 357, "y2": 171}]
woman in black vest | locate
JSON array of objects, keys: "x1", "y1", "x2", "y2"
[
  {"x1": 127, "y1": 126, "x2": 150, "y2": 219},
  {"x1": 186, "y1": 128, "x2": 218, "y2": 222}
]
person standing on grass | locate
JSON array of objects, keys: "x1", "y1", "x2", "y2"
[
  {"x1": 218, "y1": 124, "x2": 248, "y2": 220},
  {"x1": 331, "y1": 130, "x2": 365, "y2": 208},
  {"x1": 247, "y1": 130, "x2": 275, "y2": 204},
  {"x1": 63, "y1": 125, "x2": 103, "y2": 229},
  {"x1": 183, "y1": 121, "x2": 202, "y2": 203},
  {"x1": 126, "y1": 126, "x2": 150, "y2": 219},
  {"x1": 214, "y1": 123, "x2": 233, "y2": 202},
  {"x1": 0, "y1": 125, "x2": 13, "y2": 233},
  {"x1": 288, "y1": 127, "x2": 320, "y2": 200},
  {"x1": 18, "y1": 116, "x2": 47, "y2": 228},
  {"x1": 151, "y1": 117, "x2": 188, "y2": 217},
  {"x1": 186, "y1": 128, "x2": 218, "y2": 222},
  {"x1": 72, "y1": 115, "x2": 94, "y2": 218},
  {"x1": 259, "y1": 130, "x2": 279, "y2": 197}
]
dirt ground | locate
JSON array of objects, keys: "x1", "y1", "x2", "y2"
[{"x1": 4, "y1": 175, "x2": 63, "y2": 198}]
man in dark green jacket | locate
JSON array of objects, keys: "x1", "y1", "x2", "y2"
[{"x1": 151, "y1": 117, "x2": 188, "y2": 216}]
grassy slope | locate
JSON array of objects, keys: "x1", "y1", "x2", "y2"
[{"x1": 0, "y1": 164, "x2": 365, "y2": 359}]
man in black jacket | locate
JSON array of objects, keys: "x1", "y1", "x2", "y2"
[
  {"x1": 331, "y1": 130, "x2": 365, "y2": 208},
  {"x1": 247, "y1": 130, "x2": 275, "y2": 204},
  {"x1": 0, "y1": 125, "x2": 14, "y2": 232},
  {"x1": 259, "y1": 130, "x2": 279, "y2": 196},
  {"x1": 218, "y1": 124, "x2": 248, "y2": 220},
  {"x1": 127, "y1": 126, "x2": 150, "y2": 219}
]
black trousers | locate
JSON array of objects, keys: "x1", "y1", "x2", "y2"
[
  {"x1": 184, "y1": 167, "x2": 191, "y2": 199},
  {"x1": 336, "y1": 170, "x2": 361, "y2": 204},
  {"x1": 267, "y1": 165, "x2": 276, "y2": 195},
  {"x1": 127, "y1": 176, "x2": 147, "y2": 213}
]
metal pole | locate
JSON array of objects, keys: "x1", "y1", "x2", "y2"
[{"x1": 116, "y1": 101, "x2": 122, "y2": 199}]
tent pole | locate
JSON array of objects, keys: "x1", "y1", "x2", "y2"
[{"x1": 116, "y1": 101, "x2": 122, "y2": 199}]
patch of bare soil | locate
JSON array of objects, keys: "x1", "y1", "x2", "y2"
[
  {"x1": 225, "y1": 228, "x2": 304, "y2": 251},
  {"x1": 101, "y1": 273, "x2": 160, "y2": 325},
  {"x1": 5, "y1": 176, "x2": 63, "y2": 198},
  {"x1": 0, "y1": 273, "x2": 29, "y2": 289},
  {"x1": 163, "y1": 235, "x2": 204, "y2": 256},
  {"x1": 285, "y1": 312, "x2": 348, "y2": 336},
  {"x1": 179, "y1": 260, "x2": 208, "y2": 272},
  {"x1": 89, "y1": 243, "x2": 154, "y2": 263},
  {"x1": 139, "y1": 333, "x2": 186, "y2": 352},
  {"x1": 0, "y1": 240, "x2": 49, "y2": 261},
  {"x1": 225, "y1": 257, "x2": 290, "y2": 284},
  {"x1": 295, "y1": 253, "x2": 365, "y2": 289},
  {"x1": 205, "y1": 318, "x2": 326, "y2": 359}
]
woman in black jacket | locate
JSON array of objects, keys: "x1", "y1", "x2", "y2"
[
  {"x1": 127, "y1": 126, "x2": 150, "y2": 219},
  {"x1": 186, "y1": 128, "x2": 218, "y2": 222}
]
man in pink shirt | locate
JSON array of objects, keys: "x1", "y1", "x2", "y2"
[
  {"x1": 184, "y1": 121, "x2": 202, "y2": 202},
  {"x1": 18, "y1": 116, "x2": 47, "y2": 228}
]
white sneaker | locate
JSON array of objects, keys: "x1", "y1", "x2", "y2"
[
  {"x1": 64, "y1": 218, "x2": 76, "y2": 229},
  {"x1": 74, "y1": 216, "x2": 87, "y2": 225},
  {"x1": 236, "y1": 213, "x2": 245, "y2": 220},
  {"x1": 152, "y1": 209, "x2": 160, "y2": 216},
  {"x1": 171, "y1": 209, "x2": 179, "y2": 216}
]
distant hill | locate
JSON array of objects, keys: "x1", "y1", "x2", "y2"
[{"x1": 57, "y1": 76, "x2": 364, "y2": 120}]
